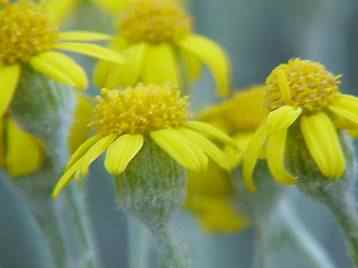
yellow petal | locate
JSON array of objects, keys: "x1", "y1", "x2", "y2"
[
  {"x1": 58, "y1": 31, "x2": 112, "y2": 42},
  {"x1": 105, "y1": 43, "x2": 147, "y2": 88},
  {"x1": 185, "y1": 121, "x2": 236, "y2": 146},
  {"x1": 31, "y1": 51, "x2": 88, "y2": 90},
  {"x1": 104, "y1": 134, "x2": 144, "y2": 175},
  {"x1": 300, "y1": 113, "x2": 345, "y2": 178},
  {"x1": 266, "y1": 105, "x2": 302, "y2": 133},
  {"x1": 93, "y1": 37, "x2": 129, "y2": 88},
  {"x1": 150, "y1": 128, "x2": 207, "y2": 171},
  {"x1": 242, "y1": 124, "x2": 269, "y2": 192},
  {"x1": 142, "y1": 44, "x2": 179, "y2": 87},
  {"x1": 0, "y1": 118, "x2": 5, "y2": 168},
  {"x1": 180, "y1": 48, "x2": 202, "y2": 82},
  {"x1": 44, "y1": 0, "x2": 78, "y2": 25},
  {"x1": 78, "y1": 134, "x2": 117, "y2": 176},
  {"x1": 0, "y1": 64, "x2": 20, "y2": 117},
  {"x1": 30, "y1": 54, "x2": 76, "y2": 88},
  {"x1": 180, "y1": 128, "x2": 231, "y2": 170},
  {"x1": 66, "y1": 135, "x2": 100, "y2": 170},
  {"x1": 178, "y1": 34, "x2": 230, "y2": 96},
  {"x1": 266, "y1": 128, "x2": 296, "y2": 185},
  {"x1": 329, "y1": 94, "x2": 358, "y2": 128},
  {"x1": 52, "y1": 135, "x2": 116, "y2": 198},
  {"x1": 6, "y1": 119, "x2": 44, "y2": 176},
  {"x1": 55, "y1": 43, "x2": 123, "y2": 64},
  {"x1": 68, "y1": 94, "x2": 94, "y2": 153}
]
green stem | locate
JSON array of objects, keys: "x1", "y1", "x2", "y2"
[{"x1": 296, "y1": 135, "x2": 358, "y2": 267}]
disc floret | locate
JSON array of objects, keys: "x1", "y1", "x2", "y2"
[
  {"x1": 93, "y1": 85, "x2": 189, "y2": 136},
  {"x1": 266, "y1": 58, "x2": 340, "y2": 112}
]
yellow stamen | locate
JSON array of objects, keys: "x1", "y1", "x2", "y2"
[
  {"x1": 266, "y1": 58, "x2": 340, "y2": 112},
  {"x1": 119, "y1": 0, "x2": 192, "y2": 43},
  {"x1": 93, "y1": 85, "x2": 189, "y2": 135},
  {"x1": 0, "y1": 1, "x2": 58, "y2": 64}
]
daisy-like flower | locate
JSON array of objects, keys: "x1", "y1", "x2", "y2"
[
  {"x1": 0, "y1": 0, "x2": 123, "y2": 118},
  {"x1": 52, "y1": 84, "x2": 235, "y2": 197},
  {"x1": 242, "y1": 58, "x2": 358, "y2": 192},
  {"x1": 184, "y1": 86, "x2": 266, "y2": 232},
  {"x1": 94, "y1": 0, "x2": 230, "y2": 96}
]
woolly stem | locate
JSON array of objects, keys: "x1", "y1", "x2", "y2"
[{"x1": 10, "y1": 68, "x2": 101, "y2": 268}]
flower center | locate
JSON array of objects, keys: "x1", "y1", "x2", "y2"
[
  {"x1": 93, "y1": 85, "x2": 189, "y2": 135},
  {"x1": 0, "y1": 1, "x2": 58, "y2": 65},
  {"x1": 266, "y1": 58, "x2": 340, "y2": 112},
  {"x1": 119, "y1": 0, "x2": 192, "y2": 43}
]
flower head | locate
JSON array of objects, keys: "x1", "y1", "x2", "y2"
[
  {"x1": 94, "y1": 0, "x2": 230, "y2": 96},
  {"x1": 120, "y1": 0, "x2": 192, "y2": 43},
  {"x1": 242, "y1": 58, "x2": 358, "y2": 191},
  {"x1": 0, "y1": 0, "x2": 123, "y2": 118},
  {"x1": 52, "y1": 84, "x2": 236, "y2": 198}
]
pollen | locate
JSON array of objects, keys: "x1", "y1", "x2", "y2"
[
  {"x1": 119, "y1": 0, "x2": 192, "y2": 43},
  {"x1": 0, "y1": 1, "x2": 58, "y2": 65},
  {"x1": 266, "y1": 58, "x2": 340, "y2": 112},
  {"x1": 93, "y1": 85, "x2": 189, "y2": 135}
]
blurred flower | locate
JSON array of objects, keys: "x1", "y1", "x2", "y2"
[
  {"x1": 184, "y1": 86, "x2": 267, "y2": 232},
  {"x1": 0, "y1": 0, "x2": 123, "y2": 119},
  {"x1": 0, "y1": 93, "x2": 93, "y2": 177},
  {"x1": 0, "y1": 117, "x2": 44, "y2": 176},
  {"x1": 43, "y1": 0, "x2": 130, "y2": 25},
  {"x1": 94, "y1": 0, "x2": 230, "y2": 96},
  {"x1": 243, "y1": 58, "x2": 358, "y2": 191},
  {"x1": 52, "y1": 84, "x2": 235, "y2": 197}
]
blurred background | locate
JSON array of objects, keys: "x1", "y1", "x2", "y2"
[{"x1": 1, "y1": 0, "x2": 358, "y2": 267}]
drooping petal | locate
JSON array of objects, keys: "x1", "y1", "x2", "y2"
[
  {"x1": 150, "y1": 128, "x2": 207, "y2": 171},
  {"x1": 178, "y1": 34, "x2": 230, "y2": 96},
  {"x1": 242, "y1": 124, "x2": 269, "y2": 192},
  {"x1": 93, "y1": 0, "x2": 130, "y2": 15},
  {"x1": 58, "y1": 31, "x2": 112, "y2": 42},
  {"x1": 6, "y1": 119, "x2": 44, "y2": 176},
  {"x1": 78, "y1": 134, "x2": 117, "y2": 176},
  {"x1": 104, "y1": 134, "x2": 144, "y2": 175},
  {"x1": 105, "y1": 43, "x2": 147, "y2": 88},
  {"x1": 30, "y1": 52, "x2": 88, "y2": 90},
  {"x1": 180, "y1": 48, "x2": 202, "y2": 82},
  {"x1": 266, "y1": 105, "x2": 302, "y2": 133},
  {"x1": 93, "y1": 37, "x2": 129, "y2": 87},
  {"x1": 55, "y1": 43, "x2": 123, "y2": 63},
  {"x1": 180, "y1": 128, "x2": 231, "y2": 170},
  {"x1": 329, "y1": 94, "x2": 358, "y2": 128},
  {"x1": 66, "y1": 135, "x2": 100, "y2": 170},
  {"x1": 52, "y1": 134, "x2": 116, "y2": 198},
  {"x1": 0, "y1": 64, "x2": 20, "y2": 117},
  {"x1": 30, "y1": 54, "x2": 76, "y2": 88},
  {"x1": 142, "y1": 44, "x2": 179, "y2": 87},
  {"x1": 44, "y1": 0, "x2": 78, "y2": 25},
  {"x1": 266, "y1": 128, "x2": 296, "y2": 185},
  {"x1": 300, "y1": 112, "x2": 345, "y2": 178},
  {"x1": 185, "y1": 121, "x2": 236, "y2": 146}
]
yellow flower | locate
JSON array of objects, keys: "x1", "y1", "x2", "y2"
[
  {"x1": 0, "y1": 117, "x2": 44, "y2": 176},
  {"x1": 242, "y1": 58, "x2": 358, "y2": 192},
  {"x1": 94, "y1": 0, "x2": 230, "y2": 96},
  {"x1": 0, "y1": 0, "x2": 123, "y2": 118},
  {"x1": 52, "y1": 84, "x2": 235, "y2": 197},
  {"x1": 185, "y1": 163, "x2": 250, "y2": 233},
  {"x1": 183, "y1": 86, "x2": 267, "y2": 232}
]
